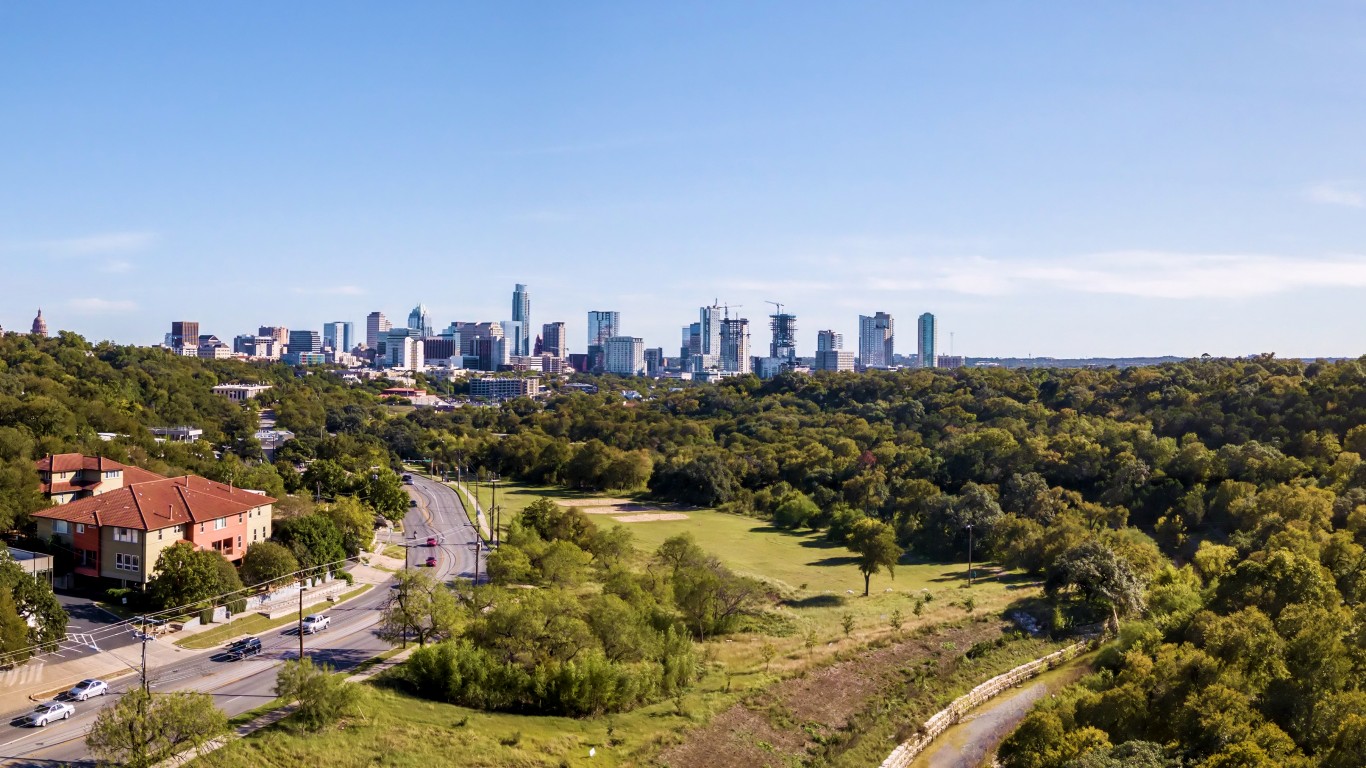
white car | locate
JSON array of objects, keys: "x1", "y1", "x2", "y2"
[
  {"x1": 24, "y1": 701, "x2": 74, "y2": 727},
  {"x1": 301, "y1": 614, "x2": 330, "y2": 634},
  {"x1": 68, "y1": 679, "x2": 108, "y2": 701}
]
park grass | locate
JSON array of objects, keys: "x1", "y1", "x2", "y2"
[
  {"x1": 381, "y1": 543, "x2": 407, "y2": 559},
  {"x1": 176, "y1": 585, "x2": 372, "y2": 650}
]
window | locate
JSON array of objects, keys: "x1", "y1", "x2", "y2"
[
  {"x1": 53, "y1": 520, "x2": 70, "y2": 535},
  {"x1": 238, "y1": 512, "x2": 243, "y2": 523},
  {"x1": 75, "y1": 523, "x2": 85, "y2": 534},
  {"x1": 115, "y1": 553, "x2": 139, "y2": 572},
  {"x1": 199, "y1": 523, "x2": 205, "y2": 533},
  {"x1": 76, "y1": 549, "x2": 95, "y2": 567},
  {"x1": 237, "y1": 535, "x2": 242, "y2": 549},
  {"x1": 114, "y1": 528, "x2": 138, "y2": 543},
  {"x1": 214, "y1": 517, "x2": 228, "y2": 530},
  {"x1": 252, "y1": 527, "x2": 258, "y2": 542},
  {"x1": 158, "y1": 528, "x2": 163, "y2": 540},
  {"x1": 104, "y1": 470, "x2": 119, "y2": 479}
]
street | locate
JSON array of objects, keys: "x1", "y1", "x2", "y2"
[{"x1": 0, "y1": 477, "x2": 480, "y2": 766}]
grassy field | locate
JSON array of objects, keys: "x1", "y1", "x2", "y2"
[{"x1": 176, "y1": 585, "x2": 372, "y2": 650}]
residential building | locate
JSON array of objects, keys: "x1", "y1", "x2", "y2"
[
  {"x1": 407, "y1": 304, "x2": 433, "y2": 336},
  {"x1": 918, "y1": 312, "x2": 937, "y2": 368},
  {"x1": 32, "y1": 466, "x2": 276, "y2": 587},
  {"x1": 386, "y1": 331, "x2": 425, "y2": 371},
  {"x1": 470, "y1": 377, "x2": 543, "y2": 401},
  {"x1": 604, "y1": 336, "x2": 646, "y2": 376},
  {"x1": 512, "y1": 284, "x2": 531, "y2": 356},
  {"x1": 645, "y1": 348, "x2": 664, "y2": 376},
  {"x1": 288, "y1": 329, "x2": 321, "y2": 355},
  {"x1": 322, "y1": 321, "x2": 353, "y2": 354},
  {"x1": 169, "y1": 321, "x2": 199, "y2": 351},
  {"x1": 541, "y1": 321, "x2": 567, "y2": 357},
  {"x1": 720, "y1": 318, "x2": 751, "y2": 374},
  {"x1": 233, "y1": 335, "x2": 282, "y2": 359},
  {"x1": 150, "y1": 426, "x2": 203, "y2": 443},
  {"x1": 858, "y1": 312, "x2": 894, "y2": 369},
  {"x1": 937, "y1": 355, "x2": 965, "y2": 368},
  {"x1": 212, "y1": 383, "x2": 273, "y2": 402},
  {"x1": 36, "y1": 454, "x2": 167, "y2": 505},
  {"x1": 769, "y1": 312, "x2": 797, "y2": 361},
  {"x1": 815, "y1": 330, "x2": 855, "y2": 372},
  {"x1": 699, "y1": 305, "x2": 723, "y2": 356},
  {"x1": 816, "y1": 330, "x2": 843, "y2": 352},
  {"x1": 501, "y1": 320, "x2": 526, "y2": 362},
  {"x1": 587, "y1": 311, "x2": 620, "y2": 347},
  {"x1": 258, "y1": 326, "x2": 289, "y2": 348},
  {"x1": 253, "y1": 429, "x2": 295, "y2": 461},
  {"x1": 365, "y1": 312, "x2": 391, "y2": 350}
]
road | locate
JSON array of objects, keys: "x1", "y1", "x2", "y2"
[{"x1": 0, "y1": 480, "x2": 480, "y2": 767}]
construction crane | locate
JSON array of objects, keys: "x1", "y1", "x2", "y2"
[{"x1": 766, "y1": 300, "x2": 784, "y2": 315}]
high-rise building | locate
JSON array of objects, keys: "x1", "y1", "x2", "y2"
[
  {"x1": 858, "y1": 312, "x2": 894, "y2": 369},
  {"x1": 512, "y1": 284, "x2": 531, "y2": 356},
  {"x1": 699, "y1": 304, "x2": 723, "y2": 356},
  {"x1": 587, "y1": 311, "x2": 619, "y2": 348},
  {"x1": 603, "y1": 336, "x2": 645, "y2": 376},
  {"x1": 501, "y1": 320, "x2": 525, "y2": 362},
  {"x1": 365, "y1": 312, "x2": 390, "y2": 350},
  {"x1": 387, "y1": 333, "x2": 425, "y2": 370},
  {"x1": 541, "y1": 322, "x2": 567, "y2": 358},
  {"x1": 917, "y1": 313, "x2": 937, "y2": 368},
  {"x1": 408, "y1": 304, "x2": 432, "y2": 337},
  {"x1": 258, "y1": 326, "x2": 289, "y2": 348},
  {"x1": 644, "y1": 348, "x2": 664, "y2": 377},
  {"x1": 769, "y1": 312, "x2": 797, "y2": 361},
  {"x1": 815, "y1": 330, "x2": 854, "y2": 372},
  {"x1": 720, "y1": 318, "x2": 751, "y2": 374},
  {"x1": 288, "y1": 330, "x2": 321, "y2": 354},
  {"x1": 170, "y1": 321, "x2": 199, "y2": 350},
  {"x1": 322, "y1": 321, "x2": 353, "y2": 353}
]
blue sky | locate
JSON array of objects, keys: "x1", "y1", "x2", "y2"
[{"x1": 4, "y1": 2, "x2": 1366, "y2": 358}]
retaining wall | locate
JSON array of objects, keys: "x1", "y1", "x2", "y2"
[{"x1": 879, "y1": 641, "x2": 1088, "y2": 768}]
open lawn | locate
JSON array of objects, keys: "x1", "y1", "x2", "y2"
[{"x1": 176, "y1": 585, "x2": 372, "y2": 650}]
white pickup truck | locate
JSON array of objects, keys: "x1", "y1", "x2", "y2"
[{"x1": 301, "y1": 614, "x2": 330, "y2": 634}]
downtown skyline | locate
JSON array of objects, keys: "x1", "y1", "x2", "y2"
[{"x1": 6, "y1": 3, "x2": 1366, "y2": 358}]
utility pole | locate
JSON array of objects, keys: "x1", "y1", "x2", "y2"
[
  {"x1": 140, "y1": 616, "x2": 149, "y2": 694},
  {"x1": 491, "y1": 478, "x2": 499, "y2": 547},
  {"x1": 966, "y1": 523, "x2": 974, "y2": 587},
  {"x1": 473, "y1": 538, "x2": 482, "y2": 584},
  {"x1": 297, "y1": 582, "x2": 306, "y2": 660}
]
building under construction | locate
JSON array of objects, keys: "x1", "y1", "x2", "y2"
[{"x1": 769, "y1": 310, "x2": 797, "y2": 362}]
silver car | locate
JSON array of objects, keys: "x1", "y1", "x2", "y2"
[
  {"x1": 68, "y1": 679, "x2": 108, "y2": 701},
  {"x1": 300, "y1": 614, "x2": 330, "y2": 634},
  {"x1": 24, "y1": 701, "x2": 74, "y2": 727}
]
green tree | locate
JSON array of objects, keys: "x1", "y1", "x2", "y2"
[
  {"x1": 0, "y1": 590, "x2": 30, "y2": 662},
  {"x1": 85, "y1": 689, "x2": 227, "y2": 768},
  {"x1": 0, "y1": 550, "x2": 67, "y2": 653},
  {"x1": 274, "y1": 658, "x2": 364, "y2": 731},
  {"x1": 1046, "y1": 540, "x2": 1146, "y2": 630},
  {"x1": 379, "y1": 567, "x2": 458, "y2": 647},
  {"x1": 240, "y1": 541, "x2": 301, "y2": 588},
  {"x1": 357, "y1": 468, "x2": 409, "y2": 522},
  {"x1": 273, "y1": 514, "x2": 348, "y2": 574},
  {"x1": 773, "y1": 492, "x2": 820, "y2": 529},
  {"x1": 846, "y1": 518, "x2": 902, "y2": 596},
  {"x1": 147, "y1": 543, "x2": 244, "y2": 612},
  {"x1": 322, "y1": 496, "x2": 375, "y2": 556}
]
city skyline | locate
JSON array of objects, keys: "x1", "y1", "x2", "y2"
[{"x1": 7, "y1": 4, "x2": 1366, "y2": 357}]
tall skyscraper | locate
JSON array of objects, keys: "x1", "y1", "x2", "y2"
[
  {"x1": 858, "y1": 312, "x2": 894, "y2": 369},
  {"x1": 815, "y1": 330, "x2": 854, "y2": 372},
  {"x1": 365, "y1": 312, "x2": 390, "y2": 349},
  {"x1": 170, "y1": 321, "x2": 199, "y2": 349},
  {"x1": 816, "y1": 329, "x2": 843, "y2": 351},
  {"x1": 259, "y1": 326, "x2": 289, "y2": 348},
  {"x1": 917, "y1": 313, "x2": 937, "y2": 368},
  {"x1": 512, "y1": 284, "x2": 531, "y2": 356},
  {"x1": 603, "y1": 336, "x2": 645, "y2": 376},
  {"x1": 408, "y1": 304, "x2": 433, "y2": 337},
  {"x1": 769, "y1": 312, "x2": 797, "y2": 361},
  {"x1": 500, "y1": 320, "x2": 525, "y2": 361},
  {"x1": 288, "y1": 330, "x2": 321, "y2": 354},
  {"x1": 541, "y1": 322, "x2": 567, "y2": 357},
  {"x1": 322, "y1": 321, "x2": 353, "y2": 353},
  {"x1": 720, "y1": 318, "x2": 751, "y2": 374},
  {"x1": 699, "y1": 304, "x2": 724, "y2": 356},
  {"x1": 587, "y1": 311, "x2": 619, "y2": 347}
]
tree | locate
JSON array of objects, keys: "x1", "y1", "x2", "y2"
[
  {"x1": 274, "y1": 658, "x2": 364, "y2": 731},
  {"x1": 0, "y1": 590, "x2": 30, "y2": 662},
  {"x1": 322, "y1": 496, "x2": 375, "y2": 556},
  {"x1": 273, "y1": 514, "x2": 347, "y2": 574},
  {"x1": 147, "y1": 543, "x2": 243, "y2": 612},
  {"x1": 846, "y1": 518, "x2": 902, "y2": 596},
  {"x1": 240, "y1": 541, "x2": 301, "y2": 588},
  {"x1": 1046, "y1": 539, "x2": 1146, "y2": 630},
  {"x1": 357, "y1": 468, "x2": 409, "y2": 522},
  {"x1": 0, "y1": 550, "x2": 67, "y2": 654},
  {"x1": 379, "y1": 568, "x2": 458, "y2": 647},
  {"x1": 86, "y1": 689, "x2": 227, "y2": 768},
  {"x1": 300, "y1": 459, "x2": 350, "y2": 499},
  {"x1": 773, "y1": 492, "x2": 820, "y2": 529}
]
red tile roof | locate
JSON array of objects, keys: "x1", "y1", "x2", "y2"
[
  {"x1": 35, "y1": 453, "x2": 168, "y2": 496},
  {"x1": 33, "y1": 475, "x2": 276, "y2": 532}
]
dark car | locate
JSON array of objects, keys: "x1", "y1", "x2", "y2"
[
  {"x1": 225, "y1": 636, "x2": 263, "y2": 660},
  {"x1": 425, "y1": 556, "x2": 437, "y2": 567}
]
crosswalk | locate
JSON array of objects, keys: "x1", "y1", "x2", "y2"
[{"x1": 0, "y1": 659, "x2": 46, "y2": 688}]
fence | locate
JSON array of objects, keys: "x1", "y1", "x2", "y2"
[{"x1": 879, "y1": 642, "x2": 1088, "y2": 768}]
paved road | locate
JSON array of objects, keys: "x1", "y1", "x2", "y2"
[{"x1": 0, "y1": 484, "x2": 472, "y2": 767}]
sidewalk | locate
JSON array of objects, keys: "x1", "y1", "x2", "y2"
[{"x1": 447, "y1": 481, "x2": 491, "y2": 539}]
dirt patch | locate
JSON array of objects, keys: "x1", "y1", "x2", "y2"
[
  {"x1": 658, "y1": 622, "x2": 1005, "y2": 768},
  {"x1": 612, "y1": 512, "x2": 690, "y2": 523},
  {"x1": 558, "y1": 498, "x2": 637, "y2": 508}
]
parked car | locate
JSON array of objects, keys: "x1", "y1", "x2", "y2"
[
  {"x1": 425, "y1": 556, "x2": 437, "y2": 567},
  {"x1": 225, "y1": 636, "x2": 263, "y2": 660},
  {"x1": 24, "y1": 701, "x2": 74, "y2": 727},
  {"x1": 67, "y1": 679, "x2": 108, "y2": 701},
  {"x1": 301, "y1": 614, "x2": 330, "y2": 634}
]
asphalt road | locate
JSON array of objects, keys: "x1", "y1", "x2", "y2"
[{"x1": 0, "y1": 482, "x2": 480, "y2": 767}]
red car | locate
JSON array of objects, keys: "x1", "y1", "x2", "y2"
[
  {"x1": 426, "y1": 537, "x2": 437, "y2": 547},
  {"x1": 425, "y1": 556, "x2": 437, "y2": 567}
]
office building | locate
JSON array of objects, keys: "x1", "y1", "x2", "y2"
[
  {"x1": 365, "y1": 312, "x2": 391, "y2": 350},
  {"x1": 169, "y1": 321, "x2": 199, "y2": 351},
  {"x1": 720, "y1": 318, "x2": 751, "y2": 374},
  {"x1": 288, "y1": 330, "x2": 321, "y2": 355},
  {"x1": 470, "y1": 377, "x2": 543, "y2": 402},
  {"x1": 858, "y1": 312, "x2": 894, "y2": 369},
  {"x1": 323, "y1": 321, "x2": 353, "y2": 354},
  {"x1": 604, "y1": 336, "x2": 646, "y2": 376},
  {"x1": 917, "y1": 313, "x2": 937, "y2": 369},
  {"x1": 422, "y1": 338, "x2": 458, "y2": 362},
  {"x1": 512, "y1": 284, "x2": 531, "y2": 356},
  {"x1": 257, "y1": 326, "x2": 289, "y2": 347},
  {"x1": 197, "y1": 335, "x2": 231, "y2": 359},
  {"x1": 541, "y1": 321, "x2": 567, "y2": 358},
  {"x1": 283, "y1": 351, "x2": 326, "y2": 366},
  {"x1": 407, "y1": 304, "x2": 432, "y2": 337},
  {"x1": 645, "y1": 348, "x2": 664, "y2": 376},
  {"x1": 769, "y1": 312, "x2": 797, "y2": 362},
  {"x1": 937, "y1": 355, "x2": 965, "y2": 369},
  {"x1": 501, "y1": 320, "x2": 525, "y2": 362},
  {"x1": 815, "y1": 330, "x2": 855, "y2": 372},
  {"x1": 386, "y1": 332, "x2": 425, "y2": 371},
  {"x1": 587, "y1": 311, "x2": 619, "y2": 347}
]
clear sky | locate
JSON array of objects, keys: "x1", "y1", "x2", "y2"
[{"x1": 4, "y1": 2, "x2": 1366, "y2": 358}]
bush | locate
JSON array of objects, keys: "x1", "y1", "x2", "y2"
[
  {"x1": 227, "y1": 597, "x2": 247, "y2": 615},
  {"x1": 199, "y1": 607, "x2": 214, "y2": 626},
  {"x1": 337, "y1": 570, "x2": 354, "y2": 586}
]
